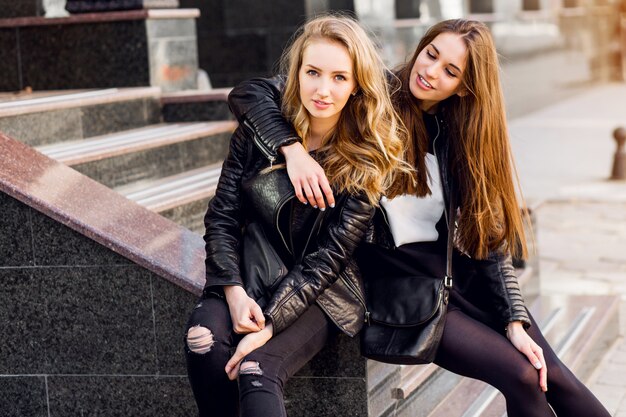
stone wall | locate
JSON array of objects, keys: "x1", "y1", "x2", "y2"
[{"x1": 0, "y1": 191, "x2": 198, "y2": 416}]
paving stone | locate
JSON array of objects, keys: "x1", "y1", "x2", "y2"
[
  {"x1": 594, "y1": 363, "x2": 626, "y2": 386},
  {"x1": 589, "y1": 384, "x2": 624, "y2": 416}
]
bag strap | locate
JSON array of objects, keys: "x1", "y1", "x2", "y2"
[{"x1": 445, "y1": 190, "x2": 456, "y2": 288}]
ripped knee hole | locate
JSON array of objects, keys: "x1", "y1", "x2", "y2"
[
  {"x1": 187, "y1": 325, "x2": 215, "y2": 354},
  {"x1": 239, "y1": 361, "x2": 263, "y2": 376}
]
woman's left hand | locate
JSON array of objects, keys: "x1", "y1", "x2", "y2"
[
  {"x1": 225, "y1": 323, "x2": 274, "y2": 380},
  {"x1": 506, "y1": 321, "x2": 548, "y2": 392}
]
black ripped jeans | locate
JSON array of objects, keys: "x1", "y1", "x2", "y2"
[{"x1": 184, "y1": 295, "x2": 335, "y2": 417}]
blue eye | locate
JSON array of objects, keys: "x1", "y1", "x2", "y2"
[
  {"x1": 335, "y1": 74, "x2": 347, "y2": 81},
  {"x1": 306, "y1": 69, "x2": 318, "y2": 76}
]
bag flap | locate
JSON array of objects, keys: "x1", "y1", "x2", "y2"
[{"x1": 367, "y1": 275, "x2": 443, "y2": 326}]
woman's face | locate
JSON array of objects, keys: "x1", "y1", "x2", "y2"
[
  {"x1": 299, "y1": 39, "x2": 357, "y2": 130},
  {"x1": 409, "y1": 32, "x2": 468, "y2": 112}
]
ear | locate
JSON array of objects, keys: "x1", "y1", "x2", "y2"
[
  {"x1": 351, "y1": 88, "x2": 359, "y2": 96},
  {"x1": 456, "y1": 89, "x2": 468, "y2": 97}
]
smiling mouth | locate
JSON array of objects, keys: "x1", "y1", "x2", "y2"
[{"x1": 418, "y1": 74, "x2": 433, "y2": 89}]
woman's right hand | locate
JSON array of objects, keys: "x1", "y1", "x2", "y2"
[
  {"x1": 281, "y1": 142, "x2": 335, "y2": 209},
  {"x1": 223, "y1": 285, "x2": 265, "y2": 334}
]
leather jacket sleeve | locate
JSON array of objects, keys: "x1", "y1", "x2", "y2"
[
  {"x1": 228, "y1": 76, "x2": 302, "y2": 161},
  {"x1": 264, "y1": 193, "x2": 374, "y2": 334},
  {"x1": 202, "y1": 127, "x2": 249, "y2": 290},
  {"x1": 473, "y1": 249, "x2": 531, "y2": 328}
]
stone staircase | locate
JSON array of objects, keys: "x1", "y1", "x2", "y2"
[{"x1": 0, "y1": 87, "x2": 234, "y2": 233}]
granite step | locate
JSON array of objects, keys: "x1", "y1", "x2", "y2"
[
  {"x1": 161, "y1": 88, "x2": 233, "y2": 123},
  {"x1": 417, "y1": 294, "x2": 620, "y2": 417},
  {"x1": 0, "y1": 87, "x2": 162, "y2": 147},
  {"x1": 36, "y1": 121, "x2": 236, "y2": 189},
  {"x1": 116, "y1": 164, "x2": 222, "y2": 234}
]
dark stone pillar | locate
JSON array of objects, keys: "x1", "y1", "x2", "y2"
[
  {"x1": 328, "y1": 0, "x2": 355, "y2": 12},
  {"x1": 180, "y1": 0, "x2": 355, "y2": 88},
  {"x1": 468, "y1": 0, "x2": 494, "y2": 14},
  {"x1": 0, "y1": 0, "x2": 44, "y2": 18},
  {"x1": 522, "y1": 0, "x2": 541, "y2": 10},
  {"x1": 395, "y1": 0, "x2": 421, "y2": 19}
]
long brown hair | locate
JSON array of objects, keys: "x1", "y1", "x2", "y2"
[
  {"x1": 390, "y1": 19, "x2": 528, "y2": 259},
  {"x1": 279, "y1": 14, "x2": 412, "y2": 206}
]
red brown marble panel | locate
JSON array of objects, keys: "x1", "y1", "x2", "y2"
[{"x1": 0, "y1": 133, "x2": 205, "y2": 295}]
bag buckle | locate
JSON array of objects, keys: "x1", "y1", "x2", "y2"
[{"x1": 444, "y1": 275, "x2": 453, "y2": 288}]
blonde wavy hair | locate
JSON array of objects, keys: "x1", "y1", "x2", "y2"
[{"x1": 279, "y1": 14, "x2": 412, "y2": 206}]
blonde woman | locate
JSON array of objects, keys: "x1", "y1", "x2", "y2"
[
  {"x1": 184, "y1": 15, "x2": 408, "y2": 417},
  {"x1": 228, "y1": 18, "x2": 610, "y2": 417}
]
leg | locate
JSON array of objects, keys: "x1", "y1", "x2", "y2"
[
  {"x1": 237, "y1": 304, "x2": 335, "y2": 417},
  {"x1": 525, "y1": 312, "x2": 611, "y2": 417},
  {"x1": 433, "y1": 309, "x2": 555, "y2": 417},
  {"x1": 184, "y1": 296, "x2": 239, "y2": 417}
]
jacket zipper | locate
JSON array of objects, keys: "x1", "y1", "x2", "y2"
[
  {"x1": 244, "y1": 120, "x2": 277, "y2": 166},
  {"x1": 340, "y1": 273, "x2": 371, "y2": 326}
]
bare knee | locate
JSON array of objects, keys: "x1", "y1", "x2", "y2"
[
  {"x1": 187, "y1": 325, "x2": 215, "y2": 354},
  {"x1": 239, "y1": 361, "x2": 263, "y2": 376}
]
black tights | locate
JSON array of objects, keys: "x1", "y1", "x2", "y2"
[{"x1": 433, "y1": 309, "x2": 610, "y2": 417}]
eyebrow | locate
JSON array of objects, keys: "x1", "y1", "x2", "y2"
[
  {"x1": 303, "y1": 64, "x2": 351, "y2": 75},
  {"x1": 429, "y1": 44, "x2": 463, "y2": 73}
]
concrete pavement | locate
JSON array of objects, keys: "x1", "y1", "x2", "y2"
[{"x1": 508, "y1": 82, "x2": 626, "y2": 415}]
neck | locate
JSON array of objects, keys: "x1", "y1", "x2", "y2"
[
  {"x1": 308, "y1": 117, "x2": 337, "y2": 151},
  {"x1": 419, "y1": 100, "x2": 438, "y2": 114}
]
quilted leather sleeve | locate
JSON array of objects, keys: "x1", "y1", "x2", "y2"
[
  {"x1": 474, "y1": 250, "x2": 531, "y2": 328},
  {"x1": 228, "y1": 76, "x2": 302, "y2": 161},
  {"x1": 202, "y1": 127, "x2": 249, "y2": 290}
]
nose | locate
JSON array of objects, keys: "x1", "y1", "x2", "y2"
[
  {"x1": 424, "y1": 63, "x2": 439, "y2": 80},
  {"x1": 316, "y1": 78, "x2": 330, "y2": 98}
]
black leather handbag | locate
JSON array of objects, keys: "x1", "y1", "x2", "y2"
[
  {"x1": 360, "y1": 196, "x2": 456, "y2": 365},
  {"x1": 241, "y1": 168, "x2": 326, "y2": 309}
]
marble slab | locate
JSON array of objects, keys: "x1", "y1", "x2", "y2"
[{"x1": 0, "y1": 133, "x2": 206, "y2": 295}]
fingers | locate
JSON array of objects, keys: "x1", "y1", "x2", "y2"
[
  {"x1": 522, "y1": 344, "x2": 548, "y2": 392},
  {"x1": 292, "y1": 179, "x2": 308, "y2": 205},
  {"x1": 232, "y1": 316, "x2": 261, "y2": 334},
  {"x1": 523, "y1": 347, "x2": 542, "y2": 371},
  {"x1": 232, "y1": 319, "x2": 259, "y2": 334},
  {"x1": 225, "y1": 356, "x2": 242, "y2": 381},
  {"x1": 251, "y1": 304, "x2": 265, "y2": 329},
  {"x1": 319, "y1": 176, "x2": 335, "y2": 208},
  {"x1": 298, "y1": 180, "x2": 314, "y2": 207},
  {"x1": 534, "y1": 346, "x2": 548, "y2": 392},
  {"x1": 299, "y1": 175, "x2": 334, "y2": 210},
  {"x1": 309, "y1": 176, "x2": 326, "y2": 210},
  {"x1": 225, "y1": 344, "x2": 248, "y2": 380}
]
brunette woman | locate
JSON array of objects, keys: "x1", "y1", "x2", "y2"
[
  {"x1": 184, "y1": 15, "x2": 409, "y2": 417},
  {"x1": 227, "y1": 18, "x2": 610, "y2": 417}
]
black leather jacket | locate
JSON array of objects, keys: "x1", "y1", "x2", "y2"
[
  {"x1": 228, "y1": 77, "x2": 531, "y2": 329},
  {"x1": 203, "y1": 125, "x2": 373, "y2": 337}
]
